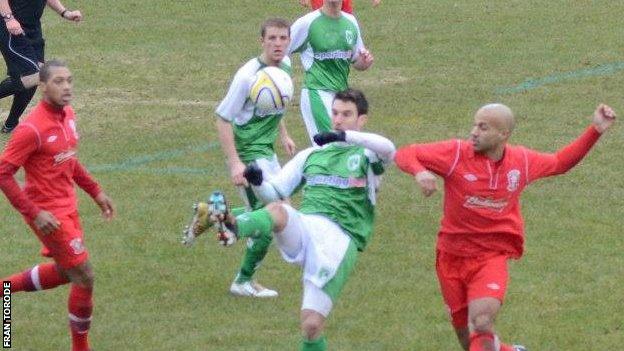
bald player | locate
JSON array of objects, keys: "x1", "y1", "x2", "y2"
[{"x1": 395, "y1": 103, "x2": 616, "y2": 351}]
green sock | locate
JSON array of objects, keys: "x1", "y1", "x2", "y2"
[
  {"x1": 235, "y1": 232, "x2": 272, "y2": 283},
  {"x1": 235, "y1": 208, "x2": 274, "y2": 240},
  {"x1": 300, "y1": 336, "x2": 327, "y2": 351}
]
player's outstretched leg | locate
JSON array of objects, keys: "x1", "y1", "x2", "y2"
[
  {"x1": 182, "y1": 201, "x2": 212, "y2": 246},
  {"x1": 182, "y1": 191, "x2": 231, "y2": 246},
  {"x1": 217, "y1": 207, "x2": 273, "y2": 246},
  {"x1": 2, "y1": 262, "x2": 69, "y2": 292}
]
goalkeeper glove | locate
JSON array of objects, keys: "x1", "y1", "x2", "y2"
[{"x1": 313, "y1": 130, "x2": 346, "y2": 146}]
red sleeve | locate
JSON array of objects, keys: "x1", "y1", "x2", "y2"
[
  {"x1": 0, "y1": 160, "x2": 40, "y2": 220},
  {"x1": 73, "y1": 161, "x2": 102, "y2": 199},
  {"x1": 1, "y1": 124, "x2": 39, "y2": 167},
  {"x1": 525, "y1": 126, "x2": 602, "y2": 182},
  {"x1": 395, "y1": 140, "x2": 461, "y2": 178}
]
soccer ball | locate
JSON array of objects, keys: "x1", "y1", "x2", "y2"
[{"x1": 249, "y1": 66, "x2": 294, "y2": 113}]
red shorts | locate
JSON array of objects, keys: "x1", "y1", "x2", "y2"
[
  {"x1": 27, "y1": 212, "x2": 89, "y2": 269},
  {"x1": 310, "y1": 0, "x2": 353, "y2": 13},
  {"x1": 436, "y1": 250, "x2": 509, "y2": 328}
]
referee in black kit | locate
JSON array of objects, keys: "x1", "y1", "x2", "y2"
[{"x1": 0, "y1": 0, "x2": 81, "y2": 133}]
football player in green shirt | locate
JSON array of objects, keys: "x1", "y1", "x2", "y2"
[
  {"x1": 198, "y1": 89, "x2": 394, "y2": 350},
  {"x1": 183, "y1": 18, "x2": 296, "y2": 298},
  {"x1": 289, "y1": 0, "x2": 374, "y2": 144}
]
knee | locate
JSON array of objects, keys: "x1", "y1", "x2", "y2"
[
  {"x1": 72, "y1": 266, "x2": 95, "y2": 288},
  {"x1": 78, "y1": 271, "x2": 94, "y2": 288},
  {"x1": 471, "y1": 313, "x2": 494, "y2": 333},
  {"x1": 266, "y1": 202, "x2": 287, "y2": 232},
  {"x1": 301, "y1": 318, "x2": 323, "y2": 340},
  {"x1": 266, "y1": 202, "x2": 286, "y2": 217}
]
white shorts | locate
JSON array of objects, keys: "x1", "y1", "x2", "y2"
[
  {"x1": 276, "y1": 204, "x2": 356, "y2": 316},
  {"x1": 302, "y1": 279, "x2": 333, "y2": 317}
]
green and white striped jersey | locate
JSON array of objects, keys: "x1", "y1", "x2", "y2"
[
  {"x1": 264, "y1": 131, "x2": 394, "y2": 251},
  {"x1": 289, "y1": 10, "x2": 365, "y2": 92},
  {"x1": 215, "y1": 57, "x2": 292, "y2": 163}
]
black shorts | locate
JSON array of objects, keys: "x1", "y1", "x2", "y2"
[{"x1": 0, "y1": 27, "x2": 44, "y2": 78}]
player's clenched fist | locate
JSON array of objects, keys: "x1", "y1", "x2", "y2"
[
  {"x1": 592, "y1": 104, "x2": 616, "y2": 133},
  {"x1": 415, "y1": 170, "x2": 437, "y2": 197}
]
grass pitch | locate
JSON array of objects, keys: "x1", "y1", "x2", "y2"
[{"x1": 1, "y1": 1, "x2": 623, "y2": 350}]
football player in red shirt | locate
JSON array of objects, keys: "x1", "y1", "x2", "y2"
[
  {"x1": 0, "y1": 60, "x2": 114, "y2": 351},
  {"x1": 299, "y1": 0, "x2": 381, "y2": 14},
  {"x1": 394, "y1": 103, "x2": 616, "y2": 351}
]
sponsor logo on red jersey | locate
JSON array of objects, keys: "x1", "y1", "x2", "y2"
[
  {"x1": 53, "y1": 150, "x2": 76, "y2": 165},
  {"x1": 463, "y1": 196, "x2": 509, "y2": 212}
]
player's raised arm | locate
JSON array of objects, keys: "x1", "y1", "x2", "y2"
[
  {"x1": 592, "y1": 103, "x2": 616, "y2": 133},
  {"x1": 524, "y1": 104, "x2": 617, "y2": 182},
  {"x1": 345, "y1": 130, "x2": 394, "y2": 162}
]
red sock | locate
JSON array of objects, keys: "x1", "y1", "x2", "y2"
[
  {"x1": 500, "y1": 344, "x2": 515, "y2": 351},
  {"x1": 2, "y1": 263, "x2": 69, "y2": 292},
  {"x1": 68, "y1": 284, "x2": 93, "y2": 351},
  {"x1": 470, "y1": 332, "x2": 496, "y2": 351}
]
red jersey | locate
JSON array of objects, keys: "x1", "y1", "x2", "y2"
[
  {"x1": 0, "y1": 100, "x2": 100, "y2": 219},
  {"x1": 395, "y1": 126, "x2": 602, "y2": 258},
  {"x1": 310, "y1": 0, "x2": 353, "y2": 13}
]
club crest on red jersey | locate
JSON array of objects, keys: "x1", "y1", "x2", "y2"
[{"x1": 506, "y1": 169, "x2": 520, "y2": 192}]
